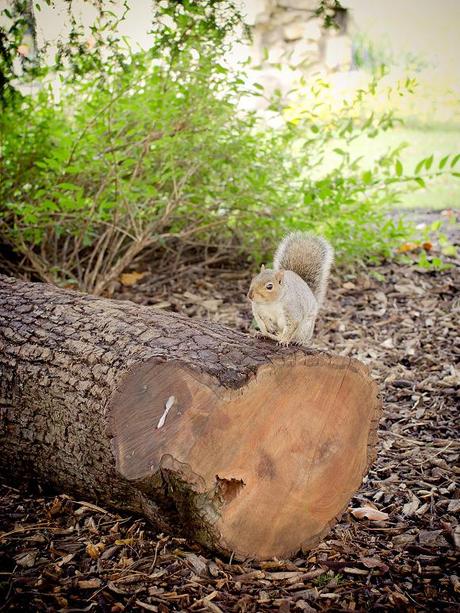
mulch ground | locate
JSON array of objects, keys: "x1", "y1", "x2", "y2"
[{"x1": 1, "y1": 252, "x2": 459, "y2": 612}]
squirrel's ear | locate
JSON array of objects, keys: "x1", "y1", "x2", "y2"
[
  {"x1": 260, "y1": 264, "x2": 265, "y2": 272},
  {"x1": 275, "y1": 270, "x2": 284, "y2": 284}
]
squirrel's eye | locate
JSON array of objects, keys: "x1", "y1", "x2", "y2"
[{"x1": 265, "y1": 283, "x2": 273, "y2": 290}]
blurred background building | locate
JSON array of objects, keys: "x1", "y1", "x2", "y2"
[{"x1": 2, "y1": 0, "x2": 459, "y2": 208}]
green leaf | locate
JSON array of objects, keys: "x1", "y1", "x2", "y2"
[
  {"x1": 417, "y1": 251, "x2": 430, "y2": 269},
  {"x1": 395, "y1": 160, "x2": 403, "y2": 177},
  {"x1": 414, "y1": 159, "x2": 425, "y2": 175},
  {"x1": 362, "y1": 170, "x2": 372, "y2": 184},
  {"x1": 429, "y1": 220, "x2": 442, "y2": 232},
  {"x1": 370, "y1": 270, "x2": 385, "y2": 282},
  {"x1": 439, "y1": 155, "x2": 449, "y2": 170},
  {"x1": 442, "y1": 244, "x2": 457, "y2": 257},
  {"x1": 58, "y1": 182, "x2": 81, "y2": 191},
  {"x1": 450, "y1": 154, "x2": 460, "y2": 168},
  {"x1": 414, "y1": 177, "x2": 425, "y2": 188},
  {"x1": 424, "y1": 155, "x2": 434, "y2": 171}
]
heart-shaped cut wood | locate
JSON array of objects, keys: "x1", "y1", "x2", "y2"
[{"x1": 111, "y1": 355, "x2": 380, "y2": 559}]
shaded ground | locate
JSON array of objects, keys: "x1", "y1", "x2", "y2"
[{"x1": 1, "y1": 252, "x2": 459, "y2": 611}]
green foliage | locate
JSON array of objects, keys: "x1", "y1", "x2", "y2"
[
  {"x1": 352, "y1": 32, "x2": 430, "y2": 73},
  {"x1": 417, "y1": 218, "x2": 457, "y2": 270},
  {"x1": 0, "y1": 0, "x2": 37, "y2": 106},
  {"x1": 1, "y1": 1, "x2": 459, "y2": 293},
  {"x1": 314, "y1": 0, "x2": 346, "y2": 30}
]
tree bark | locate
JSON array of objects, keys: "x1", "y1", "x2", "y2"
[{"x1": 0, "y1": 275, "x2": 381, "y2": 560}]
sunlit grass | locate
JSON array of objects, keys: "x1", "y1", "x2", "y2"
[
  {"x1": 349, "y1": 125, "x2": 460, "y2": 210},
  {"x1": 284, "y1": 68, "x2": 460, "y2": 211}
]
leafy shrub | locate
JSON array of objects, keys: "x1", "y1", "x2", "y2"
[{"x1": 0, "y1": 1, "x2": 458, "y2": 293}]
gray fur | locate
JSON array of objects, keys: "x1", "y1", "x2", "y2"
[
  {"x1": 253, "y1": 269, "x2": 319, "y2": 345},
  {"x1": 273, "y1": 232, "x2": 333, "y2": 307},
  {"x1": 250, "y1": 233, "x2": 333, "y2": 346}
]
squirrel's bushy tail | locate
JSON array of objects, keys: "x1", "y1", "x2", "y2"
[{"x1": 273, "y1": 232, "x2": 333, "y2": 306}]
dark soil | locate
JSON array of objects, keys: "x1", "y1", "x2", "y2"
[{"x1": 1, "y1": 253, "x2": 459, "y2": 612}]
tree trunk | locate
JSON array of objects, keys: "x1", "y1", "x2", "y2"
[{"x1": 0, "y1": 276, "x2": 381, "y2": 560}]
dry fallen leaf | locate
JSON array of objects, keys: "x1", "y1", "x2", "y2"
[
  {"x1": 134, "y1": 600, "x2": 158, "y2": 612},
  {"x1": 114, "y1": 538, "x2": 134, "y2": 545},
  {"x1": 350, "y1": 505, "x2": 389, "y2": 521},
  {"x1": 397, "y1": 242, "x2": 419, "y2": 253},
  {"x1": 418, "y1": 530, "x2": 450, "y2": 548},
  {"x1": 14, "y1": 550, "x2": 37, "y2": 568},
  {"x1": 448, "y1": 500, "x2": 460, "y2": 513},
  {"x1": 451, "y1": 575, "x2": 460, "y2": 593},
  {"x1": 295, "y1": 600, "x2": 316, "y2": 612},
  {"x1": 86, "y1": 541, "x2": 105, "y2": 559},
  {"x1": 119, "y1": 271, "x2": 147, "y2": 287},
  {"x1": 118, "y1": 556, "x2": 134, "y2": 568},
  {"x1": 452, "y1": 525, "x2": 460, "y2": 550},
  {"x1": 78, "y1": 578, "x2": 101, "y2": 589},
  {"x1": 265, "y1": 571, "x2": 304, "y2": 580},
  {"x1": 361, "y1": 556, "x2": 389, "y2": 573},
  {"x1": 48, "y1": 497, "x2": 63, "y2": 517},
  {"x1": 344, "y1": 567, "x2": 369, "y2": 575},
  {"x1": 57, "y1": 552, "x2": 75, "y2": 567},
  {"x1": 208, "y1": 560, "x2": 220, "y2": 577},
  {"x1": 392, "y1": 533, "x2": 417, "y2": 549},
  {"x1": 184, "y1": 552, "x2": 209, "y2": 577},
  {"x1": 402, "y1": 494, "x2": 420, "y2": 517}
]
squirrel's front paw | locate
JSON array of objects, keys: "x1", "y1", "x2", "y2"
[{"x1": 278, "y1": 337, "x2": 290, "y2": 347}]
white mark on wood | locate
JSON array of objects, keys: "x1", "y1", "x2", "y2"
[{"x1": 157, "y1": 395, "x2": 175, "y2": 429}]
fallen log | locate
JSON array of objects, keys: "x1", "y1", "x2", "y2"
[{"x1": 0, "y1": 276, "x2": 381, "y2": 560}]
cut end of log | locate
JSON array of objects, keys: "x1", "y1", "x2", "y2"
[{"x1": 110, "y1": 353, "x2": 381, "y2": 560}]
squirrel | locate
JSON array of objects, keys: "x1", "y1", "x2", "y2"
[{"x1": 247, "y1": 232, "x2": 333, "y2": 346}]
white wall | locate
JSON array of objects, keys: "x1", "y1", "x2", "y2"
[
  {"x1": 3, "y1": 0, "x2": 459, "y2": 76},
  {"x1": 346, "y1": 0, "x2": 460, "y2": 77}
]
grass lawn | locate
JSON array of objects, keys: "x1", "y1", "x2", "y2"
[{"x1": 349, "y1": 124, "x2": 460, "y2": 210}]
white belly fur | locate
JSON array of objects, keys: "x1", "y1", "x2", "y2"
[{"x1": 256, "y1": 302, "x2": 287, "y2": 332}]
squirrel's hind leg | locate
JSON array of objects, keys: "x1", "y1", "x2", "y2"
[{"x1": 296, "y1": 315, "x2": 317, "y2": 346}]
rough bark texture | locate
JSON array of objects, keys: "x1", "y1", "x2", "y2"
[{"x1": 0, "y1": 276, "x2": 381, "y2": 559}]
